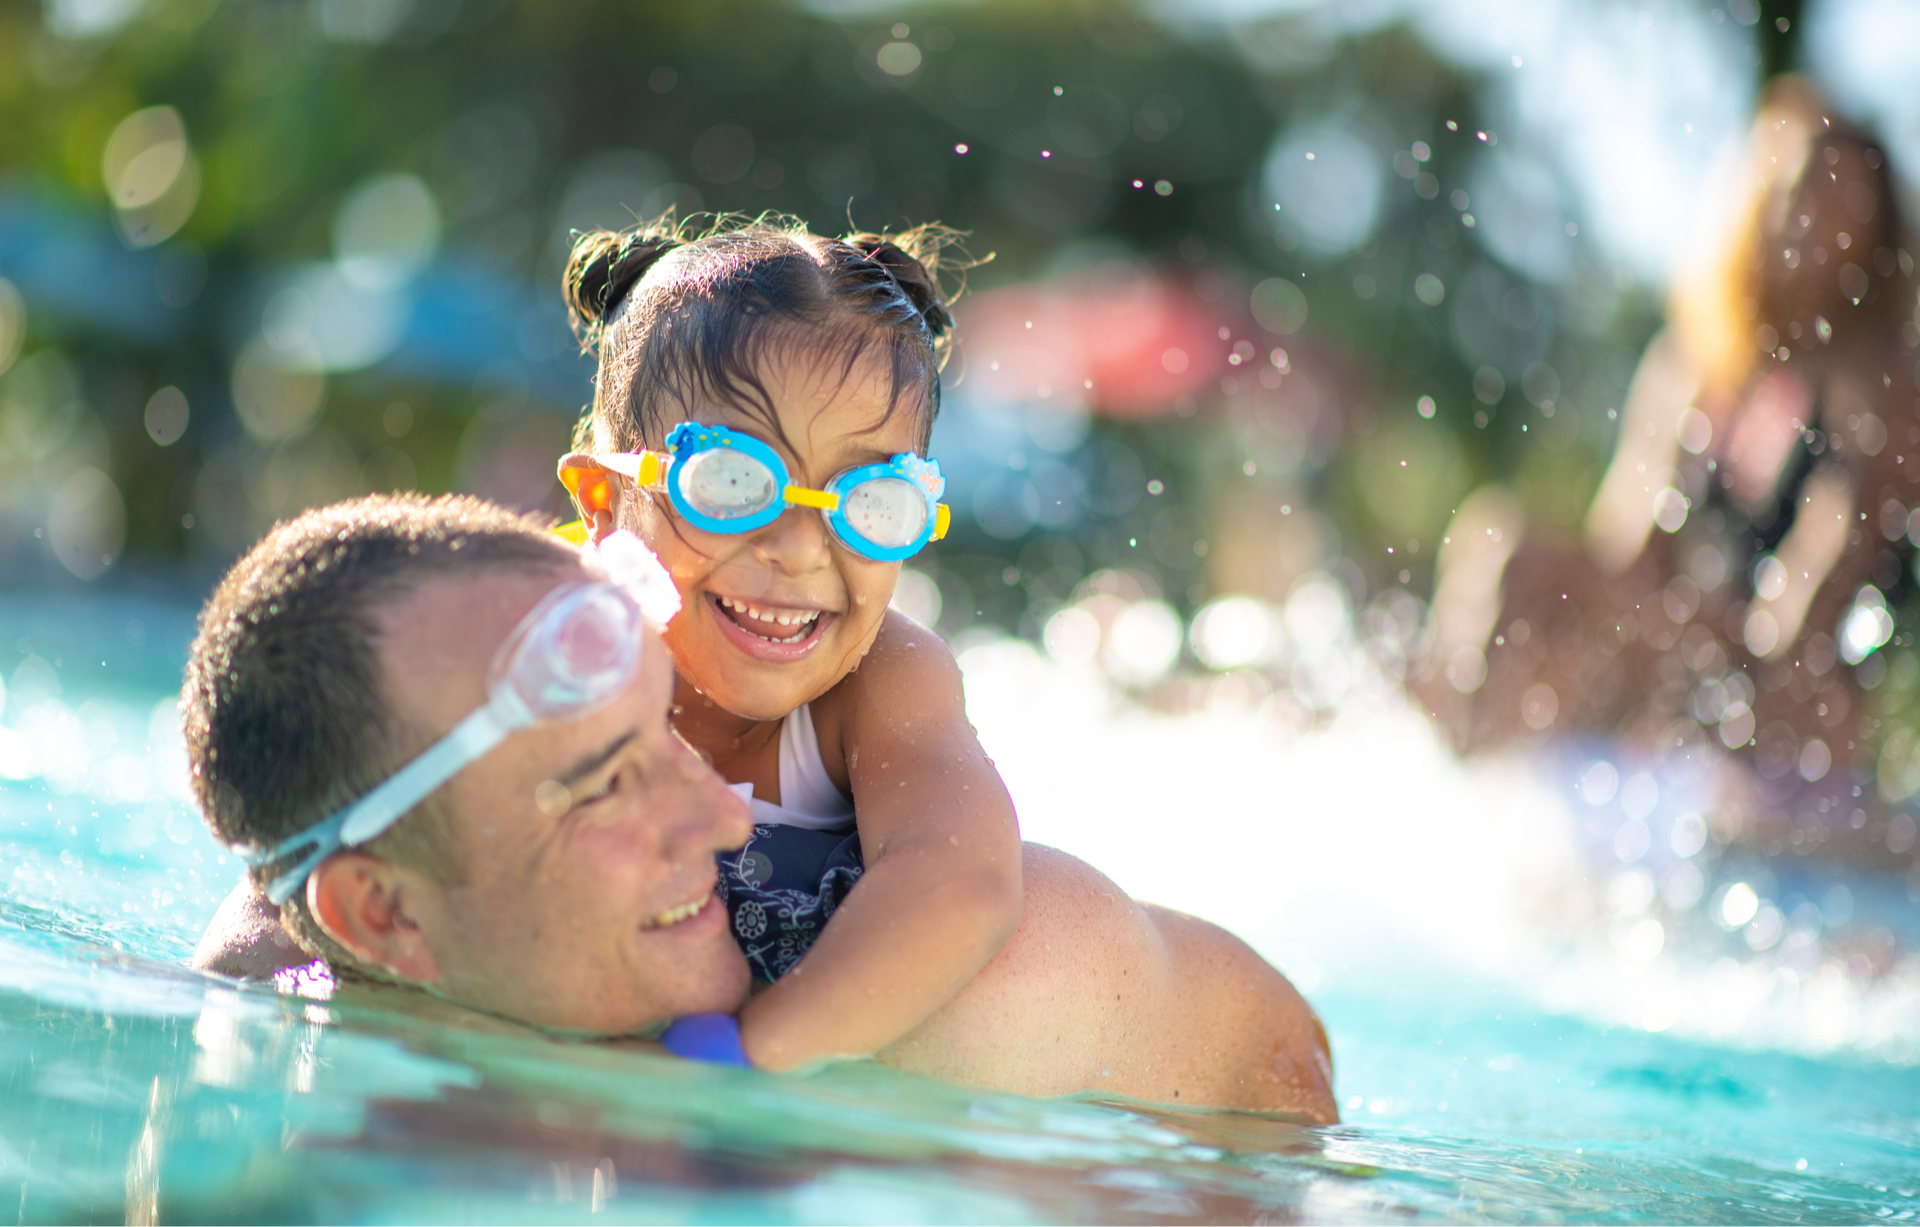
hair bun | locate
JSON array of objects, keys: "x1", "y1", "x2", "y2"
[
  {"x1": 564, "y1": 228, "x2": 682, "y2": 347},
  {"x1": 848, "y1": 234, "x2": 954, "y2": 338}
]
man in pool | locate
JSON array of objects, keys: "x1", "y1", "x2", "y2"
[{"x1": 185, "y1": 494, "x2": 1335, "y2": 1120}]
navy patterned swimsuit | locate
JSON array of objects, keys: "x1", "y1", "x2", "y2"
[{"x1": 716, "y1": 705, "x2": 864, "y2": 983}]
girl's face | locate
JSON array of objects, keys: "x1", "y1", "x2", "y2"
[{"x1": 625, "y1": 350, "x2": 924, "y2": 722}]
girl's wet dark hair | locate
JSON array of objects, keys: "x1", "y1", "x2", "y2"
[{"x1": 564, "y1": 213, "x2": 970, "y2": 459}]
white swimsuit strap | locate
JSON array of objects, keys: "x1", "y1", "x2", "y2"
[{"x1": 769, "y1": 702, "x2": 855, "y2": 829}]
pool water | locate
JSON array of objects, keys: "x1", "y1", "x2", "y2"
[{"x1": 3, "y1": 591, "x2": 1918, "y2": 1224}]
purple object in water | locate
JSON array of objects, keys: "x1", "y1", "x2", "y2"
[{"x1": 659, "y1": 1013, "x2": 751, "y2": 1067}]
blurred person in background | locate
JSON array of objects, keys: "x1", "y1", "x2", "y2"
[{"x1": 1421, "y1": 75, "x2": 1919, "y2": 848}]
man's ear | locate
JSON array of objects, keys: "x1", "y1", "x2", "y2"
[
  {"x1": 557, "y1": 453, "x2": 618, "y2": 544},
  {"x1": 309, "y1": 853, "x2": 443, "y2": 983}
]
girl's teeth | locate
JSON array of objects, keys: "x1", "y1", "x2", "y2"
[
  {"x1": 717, "y1": 595, "x2": 819, "y2": 641},
  {"x1": 760, "y1": 622, "x2": 810, "y2": 644}
]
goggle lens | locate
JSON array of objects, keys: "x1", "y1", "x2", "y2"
[
  {"x1": 676, "y1": 447, "x2": 779, "y2": 521},
  {"x1": 839, "y1": 477, "x2": 930, "y2": 550},
  {"x1": 632, "y1": 424, "x2": 944, "y2": 561},
  {"x1": 494, "y1": 586, "x2": 641, "y2": 717}
]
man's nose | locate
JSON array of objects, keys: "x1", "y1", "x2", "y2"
[
  {"x1": 656, "y1": 738, "x2": 754, "y2": 861},
  {"x1": 709, "y1": 774, "x2": 754, "y2": 849}
]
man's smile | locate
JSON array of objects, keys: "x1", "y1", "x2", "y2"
[{"x1": 641, "y1": 885, "x2": 724, "y2": 931}]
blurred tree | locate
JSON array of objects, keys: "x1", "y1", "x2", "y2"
[{"x1": 0, "y1": 0, "x2": 1740, "y2": 667}]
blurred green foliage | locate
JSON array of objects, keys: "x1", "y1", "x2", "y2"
[{"x1": 0, "y1": 0, "x2": 1724, "y2": 634}]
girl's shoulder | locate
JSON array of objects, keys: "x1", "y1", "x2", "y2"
[{"x1": 810, "y1": 611, "x2": 965, "y2": 770}]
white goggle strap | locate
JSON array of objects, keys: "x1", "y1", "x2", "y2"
[
  {"x1": 247, "y1": 698, "x2": 523, "y2": 906},
  {"x1": 251, "y1": 812, "x2": 349, "y2": 907},
  {"x1": 337, "y1": 700, "x2": 521, "y2": 846}
]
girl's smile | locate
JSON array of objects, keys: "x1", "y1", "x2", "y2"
[
  {"x1": 555, "y1": 220, "x2": 1038, "y2": 1079},
  {"x1": 706, "y1": 591, "x2": 838, "y2": 659}
]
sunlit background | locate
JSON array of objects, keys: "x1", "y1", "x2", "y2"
[
  {"x1": 7, "y1": 0, "x2": 1908, "y2": 581},
  {"x1": 6, "y1": 0, "x2": 1920, "y2": 1161}
]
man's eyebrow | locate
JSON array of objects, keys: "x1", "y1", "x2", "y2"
[{"x1": 558, "y1": 730, "x2": 637, "y2": 787}]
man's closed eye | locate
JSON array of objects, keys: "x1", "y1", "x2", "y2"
[{"x1": 573, "y1": 768, "x2": 623, "y2": 807}]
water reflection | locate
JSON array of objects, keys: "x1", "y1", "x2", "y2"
[
  {"x1": 32, "y1": 933, "x2": 1904, "y2": 1224},
  {"x1": 3, "y1": 580, "x2": 1920, "y2": 1220}
]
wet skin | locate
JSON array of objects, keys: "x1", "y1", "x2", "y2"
[
  {"x1": 574, "y1": 349, "x2": 1028, "y2": 1071},
  {"x1": 194, "y1": 559, "x2": 1336, "y2": 1118},
  {"x1": 624, "y1": 352, "x2": 928, "y2": 728},
  {"x1": 305, "y1": 561, "x2": 757, "y2": 1034}
]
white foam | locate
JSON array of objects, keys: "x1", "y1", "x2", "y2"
[{"x1": 959, "y1": 636, "x2": 1920, "y2": 1065}]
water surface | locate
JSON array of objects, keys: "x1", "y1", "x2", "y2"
[{"x1": 2, "y1": 591, "x2": 1916, "y2": 1223}]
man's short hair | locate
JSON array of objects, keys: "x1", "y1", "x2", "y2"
[{"x1": 182, "y1": 493, "x2": 577, "y2": 972}]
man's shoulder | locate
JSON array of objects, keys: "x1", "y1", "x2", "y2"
[{"x1": 192, "y1": 879, "x2": 313, "y2": 979}]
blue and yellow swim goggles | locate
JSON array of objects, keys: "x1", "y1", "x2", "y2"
[{"x1": 561, "y1": 422, "x2": 950, "y2": 563}]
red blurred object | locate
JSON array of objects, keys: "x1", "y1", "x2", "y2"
[{"x1": 955, "y1": 262, "x2": 1230, "y2": 418}]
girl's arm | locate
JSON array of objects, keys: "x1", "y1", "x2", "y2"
[{"x1": 736, "y1": 612, "x2": 1023, "y2": 1070}]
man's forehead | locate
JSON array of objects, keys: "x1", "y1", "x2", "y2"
[
  {"x1": 374, "y1": 561, "x2": 587, "y2": 717},
  {"x1": 372, "y1": 558, "x2": 675, "y2": 748}
]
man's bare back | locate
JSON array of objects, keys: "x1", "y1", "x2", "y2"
[{"x1": 883, "y1": 844, "x2": 1335, "y2": 1119}]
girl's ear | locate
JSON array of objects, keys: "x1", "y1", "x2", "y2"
[{"x1": 558, "y1": 453, "x2": 620, "y2": 543}]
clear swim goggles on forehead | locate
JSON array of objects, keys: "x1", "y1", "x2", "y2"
[
  {"x1": 241, "y1": 533, "x2": 679, "y2": 906},
  {"x1": 563, "y1": 421, "x2": 951, "y2": 563}
]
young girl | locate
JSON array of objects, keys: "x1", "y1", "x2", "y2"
[{"x1": 557, "y1": 215, "x2": 1024, "y2": 1072}]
